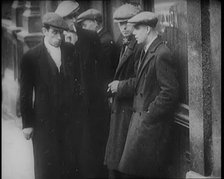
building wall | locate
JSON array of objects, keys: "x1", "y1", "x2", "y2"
[{"x1": 209, "y1": 0, "x2": 221, "y2": 176}]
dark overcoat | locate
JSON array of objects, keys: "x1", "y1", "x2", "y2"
[
  {"x1": 64, "y1": 26, "x2": 109, "y2": 178},
  {"x1": 104, "y1": 37, "x2": 141, "y2": 170},
  {"x1": 20, "y1": 40, "x2": 74, "y2": 179},
  {"x1": 98, "y1": 29, "x2": 119, "y2": 85},
  {"x1": 117, "y1": 36, "x2": 179, "y2": 177}
]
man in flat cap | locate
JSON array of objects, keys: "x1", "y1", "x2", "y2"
[
  {"x1": 115, "y1": 11, "x2": 179, "y2": 178},
  {"x1": 20, "y1": 12, "x2": 76, "y2": 179},
  {"x1": 104, "y1": 3, "x2": 142, "y2": 179},
  {"x1": 77, "y1": 8, "x2": 119, "y2": 178},
  {"x1": 77, "y1": 8, "x2": 118, "y2": 80},
  {"x1": 55, "y1": 1, "x2": 105, "y2": 179}
]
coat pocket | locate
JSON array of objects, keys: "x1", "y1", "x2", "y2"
[{"x1": 139, "y1": 111, "x2": 157, "y2": 126}]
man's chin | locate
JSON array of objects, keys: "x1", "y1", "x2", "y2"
[
  {"x1": 53, "y1": 42, "x2": 61, "y2": 47},
  {"x1": 122, "y1": 32, "x2": 131, "y2": 37}
]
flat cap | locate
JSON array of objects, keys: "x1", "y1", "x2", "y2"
[
  {"x1": 42, "y1": 12, "x2": 69, "y2": 31},
  {"x1": 55, "y1": 1, "x2": 80, "y2": 18},
  {"x1": 128, "y1": 11, "x2": 158, "y2": 28},
  {"x1": 77, "y1": 9, "x2": 102, "y2": 23},
  {"x1": 113, "y1": 3, "x2": 141, "y2": 22}
]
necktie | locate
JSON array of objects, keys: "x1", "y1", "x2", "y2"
[
  {"x1": 138, "y1": 50, "x2": 145, "y2": 71},
  {"x1": 120, "y1": 45, "x2": 127, "y2": 58}
]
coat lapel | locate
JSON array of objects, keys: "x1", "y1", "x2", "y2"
[
  {"x1": 114, "y1": 39, "x2": 136, "y2": 78},
  {"x1": 135, "y1": 36, "x2": 164, "y2": 90},
  {"x1": 59, "y1": 42, "x2": 67, "y2": 77},
  {"x1": 97, "y1": 28, "x2": 105, "y2": 39}
]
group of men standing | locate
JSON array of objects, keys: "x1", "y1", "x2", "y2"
[{"x1": 20, "y1": 1, "x2": 179, "y2": 179}]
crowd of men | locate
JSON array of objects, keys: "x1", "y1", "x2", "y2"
[{"x1": 20, "y1": 1, "x2": 179, "y2": 179}]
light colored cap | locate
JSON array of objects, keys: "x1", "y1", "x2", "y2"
[
  {"x1": 77, "y1": 9, "x2": 102, "y2": 23},
  {"x1": 55, "y1": 1, "x2": 80, "y2": 18},
  {"x1": 128, "y1": 11, "x2": 158, "y2": 27},
  {"x1": 113, "y1": 3, "x2": 141, "y2": 23},
  {"x1": 42, "y1": 12, "x2": 68, "y2": 31}
]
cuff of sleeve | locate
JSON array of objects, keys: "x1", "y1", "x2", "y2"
[{"x1": 22, "y1": 116, "x2": 33, "y2": 129}]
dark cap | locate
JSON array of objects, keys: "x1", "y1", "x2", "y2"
[
  {"x1": 113, "y1": 3, "x2": 141, "y2": 23},
  {"x1": 42, "y1": 12, "x2": 69, "y2": 31},
  {"x1": 128, "y1": 11, "x2": 158, "y2": 28},
  {"x1": 55, "y1": 1, "x2": 80, "y2": 18},
  {"x1": 77, "y1": 9, "x2": 102, "y2": 23}
]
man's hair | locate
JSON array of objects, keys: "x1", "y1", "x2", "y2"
[{"x1": 43, "y1": 24, "x2": 50, "y2": 30}]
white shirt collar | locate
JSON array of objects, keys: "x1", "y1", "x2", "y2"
[
  {"x1": 44, "y1": 37, "x2": 61, "y2": 71},
  {"x1": 144, "y1": 35, "x2": 158, "y2": 53}
]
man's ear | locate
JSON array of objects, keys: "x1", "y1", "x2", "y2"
[
  {"x1": 146, "y1": 26, "x2": 151, "y2": 34},
  {"x1": 42, "y1": 27, "x2": 47, "y2": 35}
]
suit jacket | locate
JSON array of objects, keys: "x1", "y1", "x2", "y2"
[
  {"x1": 117, "y1": 36, "x2": 179, "y2": 177},
  {"x1": 104, "y1": 37, "x2": 141, "y2": 170},
  {"x1": 20, "y1": 40, "x2": 74, "y2": 179}
]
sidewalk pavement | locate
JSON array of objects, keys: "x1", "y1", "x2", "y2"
[{"x1": 2, "y1": 69, "x2": 34, "y2": 179}]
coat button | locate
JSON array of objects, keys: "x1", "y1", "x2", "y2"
[{"x1": 122, "y1": 110, "x2": 125, "y2": 112}]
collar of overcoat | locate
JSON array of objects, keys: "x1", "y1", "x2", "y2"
[
  {"x1": 114, "y1": 38, "x2": 137, "y2": 78},
  {"x1": 97, "y1": 27, "x2": 106, "y2": 38},
  {"x1": 39, "y1": 38, "x2": 67, "y2": 87},
  {"x1": 135, "y1": 36, "x2": 164, "y2": 90}
]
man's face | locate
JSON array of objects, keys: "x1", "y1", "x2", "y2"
[
  {"x1": 118, "y1": 21, "x2": 134, "y2": 37},
  {"x1": 81, "y1": 19, "x2": 98, "y2": 31},
  {"x1": 64, "y1": 16, "x2": 75, "y2": 28},
  {"x1": 64, "y1": 12, "x2": 79, "y2": 26},
  {"x1": 133, "y1": 24, "x2": 149, "y2": 44},
  {"x1": 43, "y1": 26, "x2": 63, "y2": 47}
]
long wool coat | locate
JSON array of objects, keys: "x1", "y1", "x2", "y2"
[
  {"x1": 104, "y1": 37, "x2": 141, "y2": 170},
  {"x1": 65, "y1": 27, "x2": 108, "y2": 178},
  {"x1": 20, "y1": 40, "x2": 74, "y2": 179},
  {"x1": 117, "y1": 36, "x2": 179, "y2": 177}
]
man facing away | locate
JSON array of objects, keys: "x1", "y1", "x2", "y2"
[
  {"x1": 112, "y1": 11, "x2": 179, "y2": 178},
  {"x1": 20, "y1": 12, "x2": 74, "y2": 179},
  {"x1": 104, "y1": 4, "x2": 142, "y2": 179},
  {"x1": 76, "y1": 8, "x2": 120, "y2": 178},
  {"x1": 77, "y1": 8, "x2": 119, "y2": 86},
  {"x1": 55, "y1": 1, "x2": 106, "y2": 178}
]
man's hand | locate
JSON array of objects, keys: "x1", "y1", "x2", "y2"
[
  {"x1": 108, "y1": 97, "x2": 113, "y2": 108},
  {"x1": 107, "y1": 80, "x2": 119, "y2": 93},
  {"x1": 23, "y1": 127, "x2": 34, "y2": 140},
  {"x1": 63, "y1": 31, "x2": 78, "y2": 45}
]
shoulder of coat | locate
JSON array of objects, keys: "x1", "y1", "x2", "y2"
[{"x1": 100, "y1": 31, "x2": 114, "y2": 44}]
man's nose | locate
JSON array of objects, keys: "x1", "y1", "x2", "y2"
[{"x1": 57, "y1": 33, "x2": 62, "y2": 40}]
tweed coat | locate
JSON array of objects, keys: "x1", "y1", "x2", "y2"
[
  {"x1": 20, "y1": 40, "x2": 74, "y2": 179},
  {"x1": 104, "y1": 37, "x2": 141, "y2": 170},
  {"x1": 117, "y1": 36, "x2": 179, "y2": 177}
]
